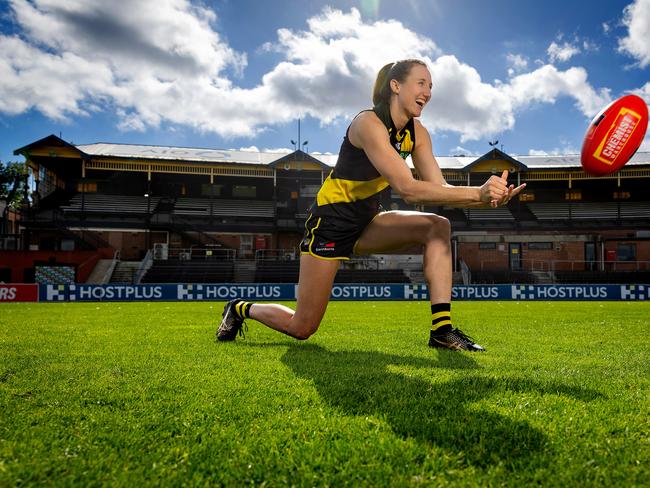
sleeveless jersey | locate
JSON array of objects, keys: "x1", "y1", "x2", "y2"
[{"x1": 311, "y1": 111, "x2": 415, "y2": 222}]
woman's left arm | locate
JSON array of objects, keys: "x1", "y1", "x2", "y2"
[{"x1": 411, "y1": 120, "x2": 524, "y2": 208}]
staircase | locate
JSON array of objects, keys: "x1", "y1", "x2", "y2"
[
  {"x1": 234, "y1": 260, "x2": 256, "y2": 283},
  {"x1": 408, "y1": 270, "x2": 426, "y2": 284},
  {"x1": 531, "y1": 271, "x2": 555, "y2": 284},
  {"x1": 110, "y1": 261, "x2": 141, "y2": 284},
  {"x1": 86, "y1": 259, "x2": 114, "y2": 284}
]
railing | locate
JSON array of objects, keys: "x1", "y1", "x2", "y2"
[
  {"x1": 460, "y1": 260, "x2": 471, "y2": 285},
  {"x1": 477, "y1": 259, "x2": 650, "y2": 272},
  {"x1": 0, "y1": 234, "x2": 21, "y2": 250},
  {"x1": 134, "y1": 249, "x2": 152, "y2": 284},
  {"x1": 167, "y1": 215, "x2": 231, "y2": 247},
  {"x1": 165, "y1": 247, "x2": 236, "y2": 261},
  {"x1": 255, "y1": 249, "x2": 299, "y2": 261}
]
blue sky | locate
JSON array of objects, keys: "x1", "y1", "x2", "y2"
[{"x1": 1, "y1": 0, "x2": 649, "y2": 165}]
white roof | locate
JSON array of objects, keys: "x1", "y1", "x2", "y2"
[
  {"x1": 74, "y1": 141, "x2": 650, "y2": 171},
  {"x1": 516, "y1": 151, "x2": 650, "y2": 169},
  {"x1": 76, "y1": 143, "x2": 286, "y2": 166}
]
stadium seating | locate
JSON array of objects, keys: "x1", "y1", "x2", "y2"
[
  {"x1": 526, "y1": 203, "x2": 571, "y2": 220},
  {"x1": 61, "y1": 194, "x2": 160, "y2": 214},
  {"x1": 470, "y1": 270, "x2": 536, "y2": 284},
  {"x1": 141, "y1": 259, "x2": 234, "y2": 283},
  {"x1": 462, "y1": 207, "x2": 515, "y2": 221},
  {"x1": 255, "y1": 260, "x2": 300, "y2": 283},
  {"x1": 527, "y1": 201, "x2": 650, "y2": 221},
  {"x1": 334, "y1": 269, "x2": 410, "y2": 283},
  {"x1": 619, "y1": 201, "x2": 650, "y2": 219},
  {"x1": 173, "y1": 198, "x2": 275, "y2": 218}
]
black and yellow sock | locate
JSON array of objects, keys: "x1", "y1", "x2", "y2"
[
  {"x1": 431, "y1": 303, "x2": 452, "y2": 332},
  {"x1": 235, "y1": 300, "x2": 253, "y2": 319}
]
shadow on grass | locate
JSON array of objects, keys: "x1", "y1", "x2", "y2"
[{"x1": 280, "y1": 343, "x2": 600, "y2": 469}]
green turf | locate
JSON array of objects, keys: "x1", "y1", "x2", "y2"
[{"x1": 0, "y1": 301, "x2": 648, "y2": 487}]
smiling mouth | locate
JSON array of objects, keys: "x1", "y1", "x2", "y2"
[{"x1": 416, "y1": 100, "x2": 425, "y2": 108}]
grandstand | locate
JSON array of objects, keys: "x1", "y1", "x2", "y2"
[{"x1": 2, "y1": 135, "x2": 650, "y2": 285}]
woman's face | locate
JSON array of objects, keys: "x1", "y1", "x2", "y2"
[{"x1": 392, "y1": 64, "x2": 432, "y2": 118}]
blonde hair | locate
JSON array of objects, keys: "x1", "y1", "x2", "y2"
[{"x1": 372, "y1": 59, "x2": 428, "y2": 128}]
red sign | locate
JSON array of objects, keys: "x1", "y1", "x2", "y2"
[
  {"x1": 592, "y1": 109, "x2": 641, "y2": 165},
  {"x1": 0, "y1": 284, "x2": 39, "y2": 302}
]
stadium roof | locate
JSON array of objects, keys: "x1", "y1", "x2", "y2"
[
  {"x1": 14, "y1": 134, "x2": 650, "y2": 171},
  {"x1": 75, "y1": 142, "x2": 288, "y2": 166}
]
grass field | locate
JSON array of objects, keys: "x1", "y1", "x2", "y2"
[{"x1": 0, "y1": 301, "x2": 648, "y2": 487}]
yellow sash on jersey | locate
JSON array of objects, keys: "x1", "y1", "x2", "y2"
[{"x1": 316, "y1": 174, "x2": 390, "y2": 206}]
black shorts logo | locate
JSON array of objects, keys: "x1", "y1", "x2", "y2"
[{"x1": 314, "y1": 241, "x2": 336, "y2": 253}]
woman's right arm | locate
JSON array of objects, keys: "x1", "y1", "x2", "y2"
[{"x1": 350, "y1": 113, "x2": 511, "y2": 206}]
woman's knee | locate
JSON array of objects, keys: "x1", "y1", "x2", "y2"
[
  {"x1": 288, "y1": 313, "x2": 322, "y2": 340},
  {"x1": 291, "y1": 322, "x2": 320, "y2": 340},
  {"x1": 422, "y1": 214, "x2": 451, "y2": 242}
]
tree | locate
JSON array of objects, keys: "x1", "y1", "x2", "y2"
[{"x1": 0, "y1": 161, "x2": 29, "y2": 235}]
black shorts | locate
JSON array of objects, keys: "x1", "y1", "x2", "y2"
[{"x1": 299, "y1": 212, "x2": 380, "y2": 260}]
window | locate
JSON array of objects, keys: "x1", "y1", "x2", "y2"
[
  {"x1": 479, "y1": 242, "x2": 496, "y2": 250},
  {"x1": 201, "y1": 184, "x2": 223, "y2": 196},
  {"x1": 528, "y1": 242, "x2": 553, "y2": 250},
  {"x1": 233, "y1": 185, "x2": 256, "y2": 198},
  {"x1": 616, "y1": 243, "x2": 636, "y2": 262},
  {"x1": 519, "y1": 193, "x2": 535, "y2": 201},
  {"x1": 565, "y1": 190, "x2": 582, "y2": 201},
  {"x1": 60, "y1": 239, "x2": 75, "y2": 251},
  {"x1": 240, "y1": 235, "x2": 253, "y2": 257},
  {"x1": 613, "y1": 191, "x2": 631, "y2": 200},
  {"x1": 76, "y1": 182, "x2": 97, "y2": 193}
]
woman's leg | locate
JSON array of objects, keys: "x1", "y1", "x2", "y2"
[
  {"x1": 354, "y1": 210, "x2": 451, "y2": 303},
  {"x1": 248, "y1": 254, "x2": 340, "y2": 340},
  {"x1": 354, "y1": 210, "x2": 484, "y2": 351}
]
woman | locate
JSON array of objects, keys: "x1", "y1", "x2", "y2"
[{"x1": 217, "y1": 59, "x2": 525, "y2": 351}]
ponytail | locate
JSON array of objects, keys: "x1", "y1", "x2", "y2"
[
  {"x1": 371, "y1": 59, "x2": 428, "y2": 129},
  {"x1": 372, "y1": 63, "x2": 395, "y2": 130}
]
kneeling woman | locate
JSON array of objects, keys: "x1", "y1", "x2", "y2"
[{"x1": 217, "y1": 59, "x2": 524, "y2": 351}]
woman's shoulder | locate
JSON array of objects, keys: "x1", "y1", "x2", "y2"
[
  {"x1": 352, "y1": 109, "x2": 379, "y2": 122},
  {"x1": 413, "y1": 118, "x2": 430, "y2": 136},
  {"x1": 348, "y1": 110, "x2": 386, "y2": 148},
  {"x1": 351, "y1": 109, "x2": 383, "y2": 131}
]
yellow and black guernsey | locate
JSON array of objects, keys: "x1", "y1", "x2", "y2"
[{"x1": 300, "y1": 110, "x2": 415, "y2": 260}]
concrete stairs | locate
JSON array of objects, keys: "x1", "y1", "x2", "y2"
[
  {"x1": 531, "y1": 271, "x2": 555, "y2": 284},
  {"x1": 234, "y1": 260, "x2": 256, "y2": 283},
  {"x1": 110, "y1": 261, "x2": 141, "y2": 284},
  {"x1": 85, "y1": 259, "x2": 114, "y2": 284}
]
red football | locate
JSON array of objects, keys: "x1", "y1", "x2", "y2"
[{"x1": 581, "y1": 94, "x2": 648, "y2": 176}]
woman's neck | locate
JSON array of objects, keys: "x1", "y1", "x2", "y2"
[{"x1": 389, "y1": 100, "x2": 409, "y2": 131}]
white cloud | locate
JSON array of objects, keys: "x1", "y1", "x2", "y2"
[
  {"x1": 633, "y1": 81, "x2": 650, "y2": 103},
  {"x1": 0, "y1": 3, "x2": 440, "y2": 137},
  {"x1": 449, "y1": 145, "x2": 478, "y2": 156},
  {"x1": 640, "y1": 138, "x2": 650, "y2": 151},
  {"x1": 423, "y1": 58, "x2": 610, "y2": 142},
  {"x1": 236, "y1": 146, "x2": 295, "y2": 154},
  {"x1": 506, "y1": 53, "x2": 528, "y2": 77},
  {"x1": 0, "y1": 35, "x2": 115, "y2": 119},
  {"x1": 633, "y1": 83, "x2": 650, "y2": 152},
  {"x1": 547, "y1": 41, "x2": 580, "y2": 63},
  {"x1": 618, "y1": 0, "x2": 650, "y2": 67},
  {"x1": 504, "y1": 64, "x2": 611, "y2": 118},
  {"x1": 602, "y1": 22, "x2": 611, "y2": 34},
  {"x1": 0, "y1": 2, "x2": 612, "y2": 144},
  {"x1": 528, "y1": 145, "x2": 579, "y2": 156}
]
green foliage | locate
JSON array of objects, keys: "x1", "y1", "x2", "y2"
[
  {"x1": 0, "y1": 301, "x2": 648, "y2": 486},
  {"x1": 0, "y1": 161, "x2": 29, "y2": 209}
]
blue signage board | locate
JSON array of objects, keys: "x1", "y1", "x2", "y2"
[{"x1": 37, "y1": 283, "x2": 650, "y2": 302}]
